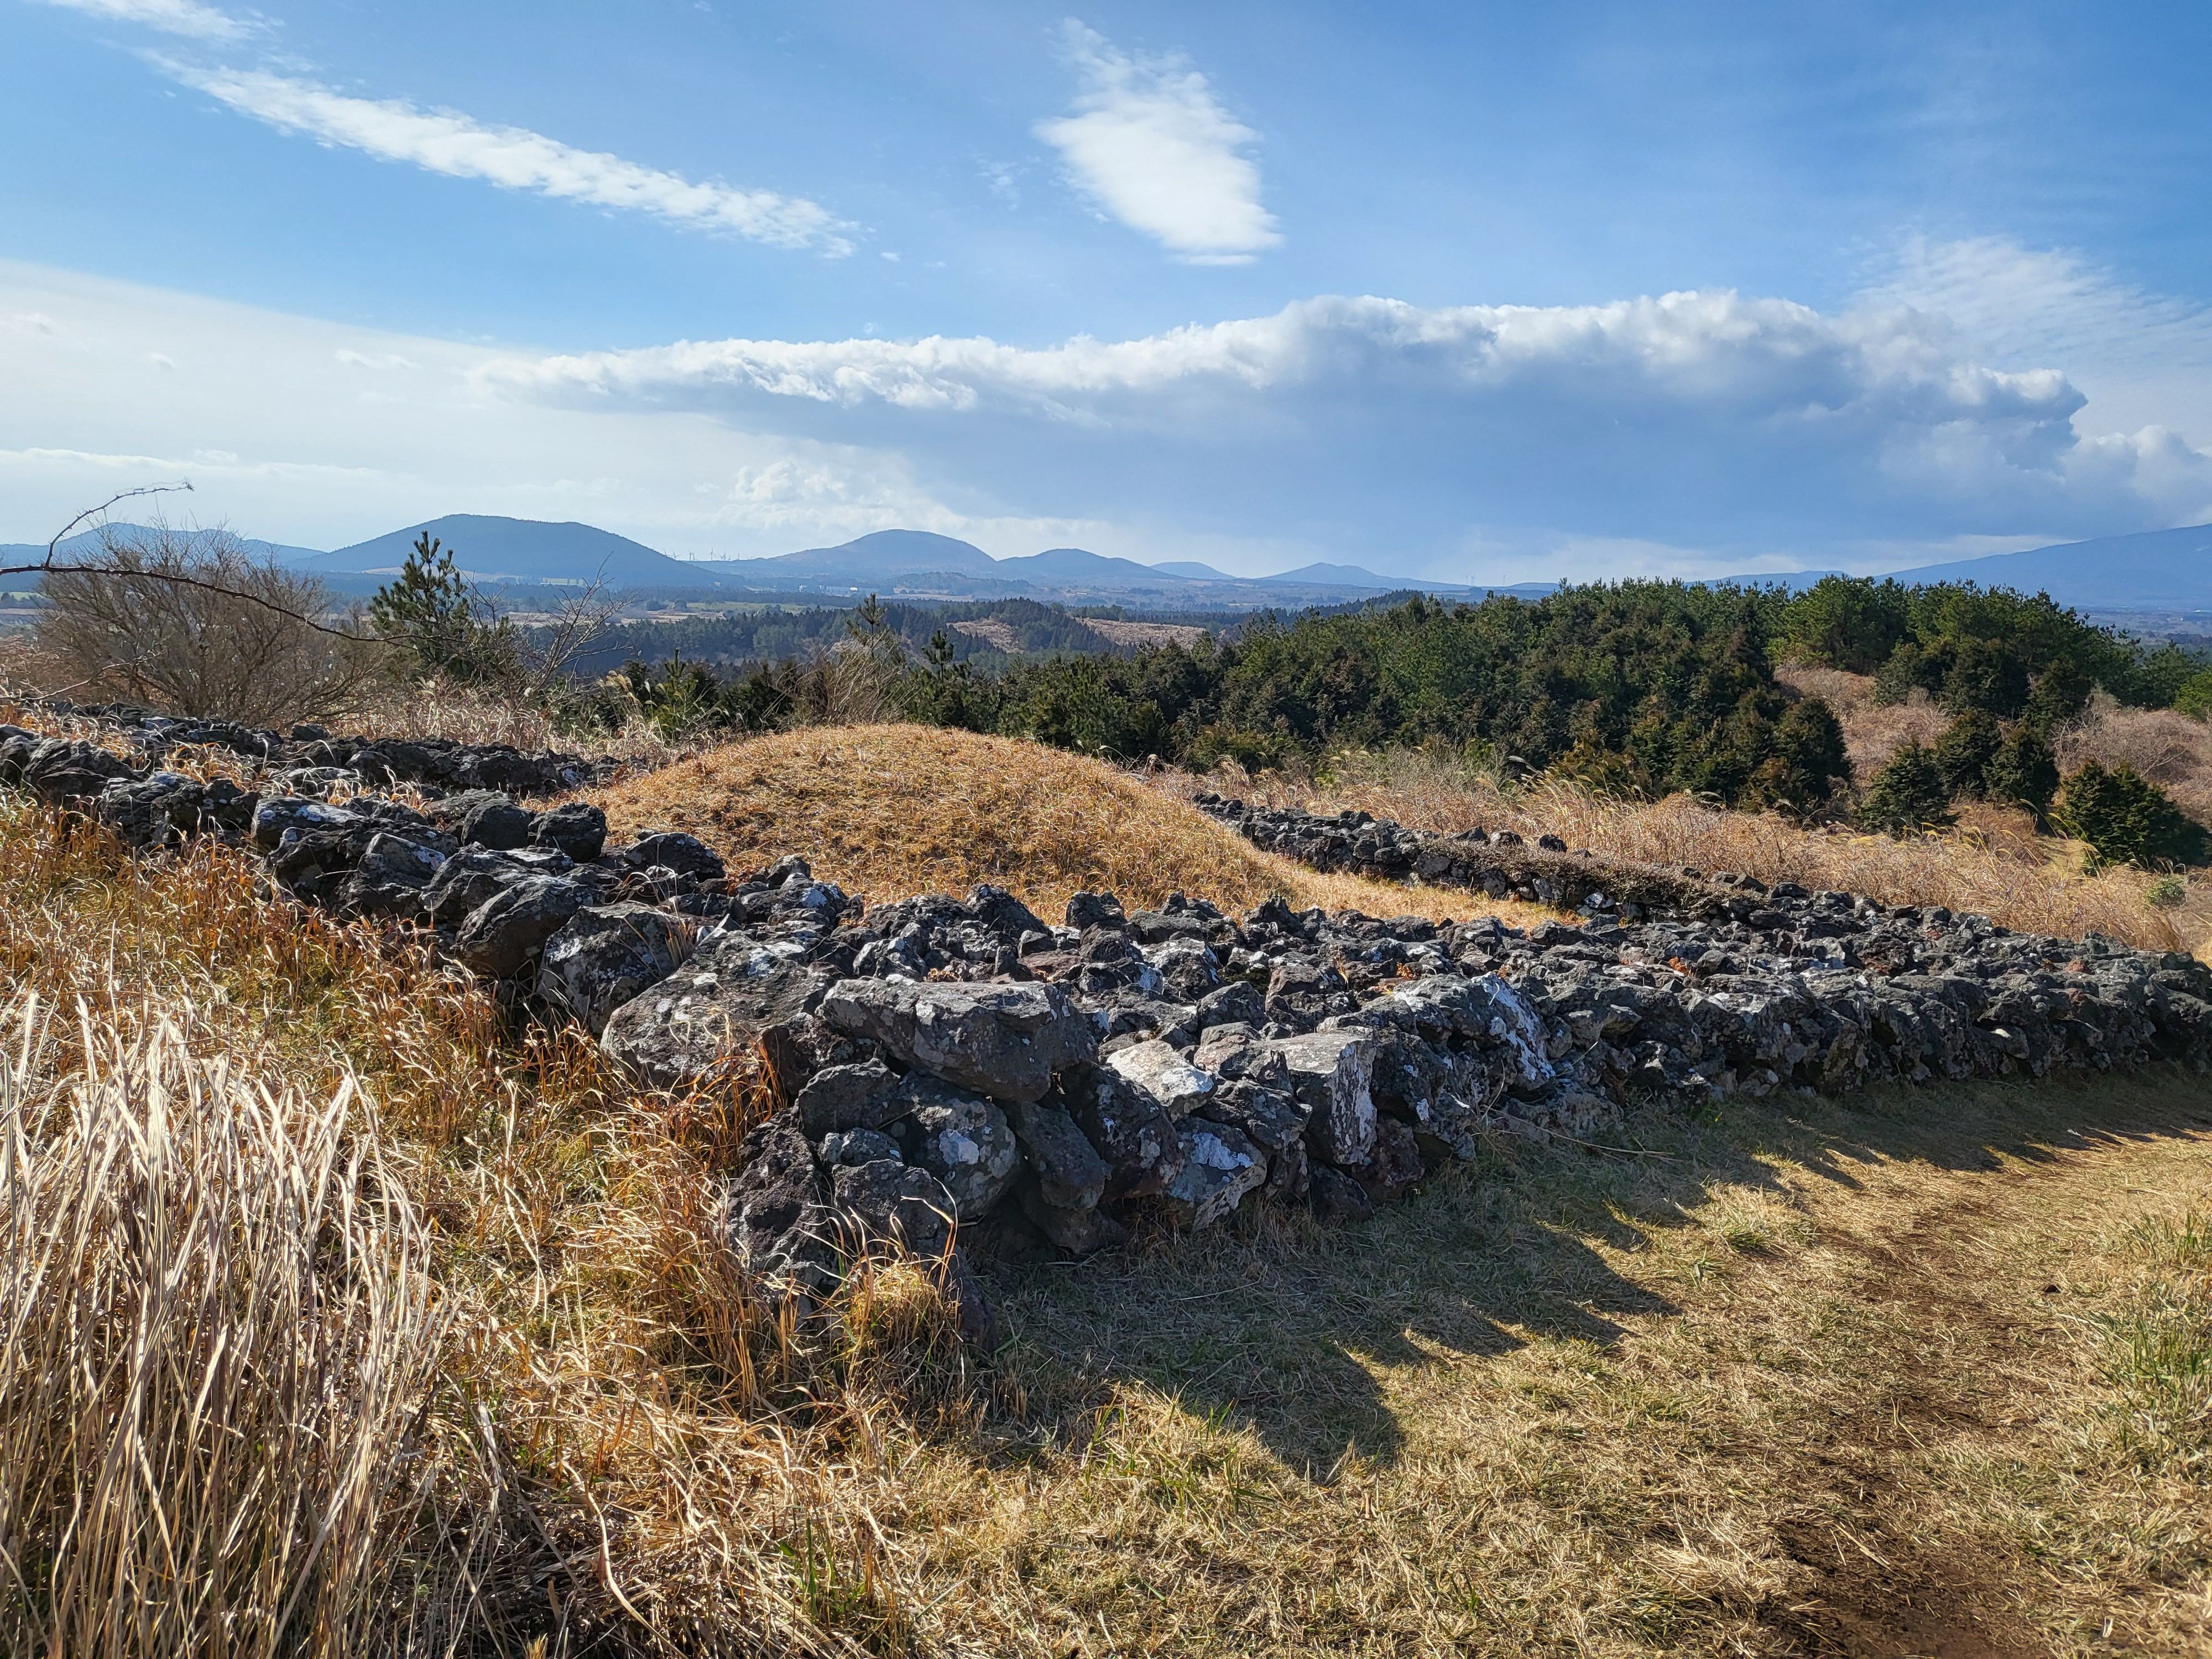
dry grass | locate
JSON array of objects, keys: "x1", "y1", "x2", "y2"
[
  {"x1": 0, "y1": 800, "x2": 993, "y2": 1656},
  {"x1": 914, "y1": 1064, "x2": 2212, "y2": 1656},
  {"x1": 0, "y1": 1003, "x2": 441, "y2": 1658},
  {"x1": 0, "y1": 774, "x2": 2209, "y2": 1653},
  {"x1": 1171, "y1": 748, "x2": 2210, "y2": 953},
  {"x1": 1775, "y1": 662, "x2": 1951, "y2": 779},
  {"x1": 1082, "y1": 619, "x2": 1209, "y2": 650},
  {"x1": 2057, "y1": 691, "x2": 2212, "y2": 828},
  {"x1": 589, "y1": 723, "x2": 1557, "y2": 927}
]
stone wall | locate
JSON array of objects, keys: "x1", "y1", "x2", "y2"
[{"x1": 6, "y1": 715, "x2": 2208, "y2": 1348}]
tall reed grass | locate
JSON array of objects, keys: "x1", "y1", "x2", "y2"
[{"x1": 0, "y1": 998, "x2": 441, "y2": 1658}]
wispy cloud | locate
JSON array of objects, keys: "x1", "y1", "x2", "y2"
[
  {"x1": 1035, "y1": 22, "x2": 1279, "y2": 264},
  {"x1": 32, "y1": 0, "x2": 252, "y2": 40},
  {"x1": 165, "y1": 65, "x2": 855, "y2": 254},
  {"x1": 1861, "y1": 234, "x2": 2212, "y2": 441}
]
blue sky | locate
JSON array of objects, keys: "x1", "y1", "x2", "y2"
[{"x1": 4, "y1": 0, "x2": 2210, "y2": 578}]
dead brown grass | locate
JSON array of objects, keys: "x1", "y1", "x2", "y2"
[
  {"x1": 2057, "y1": 691, "x2": 2212, "y2": 828},
  {"x1": 916, "y1": 1063, "x2": 2212, "y2": 1656},
  {"x1": 588, "y1": 723, "x2": 1558, "y2": 927},
  {"x1": 1775, "y1": 663, "x2": 1948, "y2": 779},
  {"x1": 1171, "y1": 748, "x2": 2208, "y2": 953}
]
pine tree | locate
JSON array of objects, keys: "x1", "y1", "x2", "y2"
[
  {"x1": 1985, "y1": 725, "x2": 2059, "y2": 817},
  {"x1": 2053, "y1": 760, "x2": 2211, "y2": 869},
  {"x1": 1858, "y1": 740, "x2": 1955, "y2": 835},
  {"x1": 1931, "y1": 709, "x2": 2001, "y2": 798},
  {"x1": 367, "y1": 533, "x2": 518, "y2": 686}
]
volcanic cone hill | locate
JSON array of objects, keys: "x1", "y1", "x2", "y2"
[{"x1": 585, "y1": 724, "x2": 1546, "y2": 925}]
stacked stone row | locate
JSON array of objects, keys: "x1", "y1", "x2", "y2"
[{"x1": 7, "y1": 719, "x2": 2210, "y2": 1348}]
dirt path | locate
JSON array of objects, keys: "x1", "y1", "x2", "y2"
[{"x1": 1753, "y1": 1119, "x2": 2211, "y2": 1656}]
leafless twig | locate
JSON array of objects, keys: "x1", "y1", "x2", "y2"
[{"x1": 9, "y1": 484, "x2": 364, "y2": 640}]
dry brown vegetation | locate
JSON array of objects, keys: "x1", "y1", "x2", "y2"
[
  {"x1": 1779, "y1": 663, "x2": 2212, "y2": 839},
  {"x1": 1176, "y1": 747, "x2": 2212, "y2": 954},
  {"x1": 588, "y1": 723, "x2": 1554, "y2": 926},
  {"x1": 0, "y1": 799, "x2": 985, "y2": 1656},
  {"x1": 1775, "y1": 662, "x2": 1948, "y2": 779},
  {"x1": 0, "y1": 753, "x2": 2209, "y2": 1652},
  {"x1": 1082, "y1": 618, "x2": 1210, "y2": 650}
]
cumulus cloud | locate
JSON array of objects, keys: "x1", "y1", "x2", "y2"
[
  {"x1": 0, "y1": 260, "x2": 1090, "y2": 560},
  {"x1": 9, "y1": 258, "x2": 2209, "y2": 580},
  {"x1": 494, "y1": 288, "x2": 2212, "y2": 556},
  {"x1": 32, "y1": 0, "x2": 251, "y2": 41},
  {"x1": 1035, "y1": 22, "x2": 1279, "y2": 264},
  {"x1": 167, "y1": 66, "x2": 855, "y2": 254}
]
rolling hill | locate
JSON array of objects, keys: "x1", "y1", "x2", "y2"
[
  {"x1": 306, "y1": 515, "x2": 713, "y2": 586},
  {"x1": 0, "y1": 524, "x2": 325, "y2": 572}
]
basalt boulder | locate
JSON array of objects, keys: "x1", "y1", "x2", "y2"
[
  {"x1": 819, "y1": 977, "x2": 1095, "y2": 1104},
  {"x1": 453, "y1": 875, "x2": 596, "y2": 979},
  {"x1": 536, "y1": 902, "x2": 693, "y2": 1035},
  {"x1": 600, "y1": 931, "x2": 825, "y2": 1089}
]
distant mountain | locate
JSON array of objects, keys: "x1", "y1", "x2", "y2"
[
  {"x1": 0, "y1": 523, "x2": 327, "y2": 570},
  {"x1": 700, "y1": 529, "x2": 1001, "y2": 584},
  {"x1": 308, "y1": 515, "x2": 708, "y2": 586},
  {"x1": 1260, "y1": 562, "x2": 1396, "y2": 589},
  {"x1": 1151, "y1": 559, "x2": 1235, "y2": 580},
  {"x1": 1875, "y1": 524, "x2": 2212, "y2": 611},
  {"x1": 1700, "y1": 568, "x2": 1848, "y2": 592},
  {"x1": 998, "y1": 547, "x2": 1194, "y2": 584},
  {"x1": 1260, "y1": 561, "x2": 1481, "y2": 593}
]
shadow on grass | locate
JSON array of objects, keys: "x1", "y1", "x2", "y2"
[{"x1": 979, "y1": 1063, "x2": 2212, "y2": 1473}]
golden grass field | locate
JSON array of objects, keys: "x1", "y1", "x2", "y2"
[{"x1": 1, "y1": 722, "x2": 2209, "y2": 1655}]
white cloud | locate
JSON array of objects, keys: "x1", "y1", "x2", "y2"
[
  {"x1": 1035, "y1": 22, "x2": 1279, "y2": 264},
  {"x1": 166, "y1": 65, "x2": 855, "y2": 254},
  {"x1": 32, "y1": 0, "x2": 251, "y2": 41},
  {"x1": 0, "y1": 260, "x2": 1088, "y2": 560},
  {"x1": 7, "y1": 258, "x2": 2209, "y2": 583},
  {"x1": 494, "y1": 288, "x2": 2212, "y2": 561}
]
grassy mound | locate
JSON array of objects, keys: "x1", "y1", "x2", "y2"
[{"x1": 588, "y1": 724, "x2": 1539, "y2": 925}]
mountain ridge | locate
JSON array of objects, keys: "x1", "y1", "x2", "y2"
[{"x1": 8, "y1": 515, "x2": 2208, "y2": 613}]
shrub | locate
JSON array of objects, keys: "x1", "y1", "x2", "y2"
[
  {"x1": 1741, "y1": 697, "x2": 1850, "y2": 813},
  {"x1": 2052, "y1": 760, "x2": 2212, "y2": 869},
  {"x1": 1858, "y1": 740, "x2": 1955, "y2": 834},
  {"x1": 1986, "y1": 724, "x2": 2060, "y2": 817},
  {"x1": 1932, "y1": 709, "x2": 2002, "y2": 797},
  {"x1": 2175, "y1": 670, "x2": 2212, "y2": 720},
  {"x1": 2147, "y1": 874, "x2": 2188, "y2": 909},
  {"x1": 36, "y1": 524, "x2": 376, "y2": 724}
]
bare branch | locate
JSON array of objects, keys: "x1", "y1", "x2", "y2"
[
  {"x1": 2, "y1": 557, "x2": 368, "y2": 639},
  {"x1": 42, "y1": 481, "x2": 194, "y2": 565},
  {"x1": 17, "y1": 488, "x2": 363, "y2": 639}
]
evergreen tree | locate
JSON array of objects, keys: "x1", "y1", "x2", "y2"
[
  {"x1": 367, "y1": 533, "x2": 518, "y2": 686},
  {"x1": 1985, "y1": 725, "x2": 2060, "y2": 817},
  {"x1": 2052, "y1": 761, "x2": 2212, "y2": 869},
  {"x1": 1858, "y1": 740, "x2": 1955, "y2": 835},
  {"x1": 1931, "y1": 709, "x2": 2001, "y2": 798}
]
